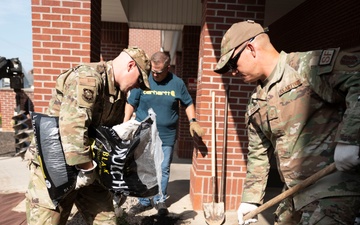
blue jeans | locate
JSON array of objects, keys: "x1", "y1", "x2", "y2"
[{"x1": 139, "y1": 145, "x2": 174, "y2": 206}]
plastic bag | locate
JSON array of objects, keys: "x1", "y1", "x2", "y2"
[
  {"x1": 31, "y1": 112, "x2": 78, "y2": 207},
  {"x1": 91, "y1": 108, "x2": 163, "y2": 197}
]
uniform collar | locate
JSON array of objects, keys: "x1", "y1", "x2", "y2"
[
  {"x1": 257, "y1": 51, "x2": 287, "y2": 93},
  {"x1": 103, "y1": 61, "x2": 122, "y2": 103}
]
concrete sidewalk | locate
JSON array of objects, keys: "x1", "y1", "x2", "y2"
[{"x1": 0, "y1": 155, "x2": 278, "y2": 225}]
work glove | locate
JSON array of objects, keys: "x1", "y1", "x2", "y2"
[
  {"x1": 334, "y1": 143, "x2": 360, "y2": 171},
  {"x1": 189, "y1": 121, "x2": 204, "y2": 137},
  {"x1": 238, "y1": 203, "x2": 258, "y2": 225},
  {"x1": 112, "y1": 120, "x2": 141, "y2": 140},
  {"x1": 75, "y1": 160, "x2": 98, "y2": 190}
]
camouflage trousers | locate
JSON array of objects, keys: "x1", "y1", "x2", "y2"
[
  {"x1": 25, "y1": 162, "x2": 116, "y2": 225},
  {"x1": 274, "y1": 196, "x2": 360, "y2": 225}
]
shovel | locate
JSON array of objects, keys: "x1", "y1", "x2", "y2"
[
  {"x1": 241, "y1": 162, "x2": 337, "y2": 222},
  {"x1": 203, "y1": 91, "x2": 225, "y2": 225}
]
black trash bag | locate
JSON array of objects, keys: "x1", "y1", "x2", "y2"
[
  {"x1": 91, "y1": 114, "x2": 163, "y2": 198},
  {"x1": 31, "y1": 112, "x2": 78, "y2": 207}
]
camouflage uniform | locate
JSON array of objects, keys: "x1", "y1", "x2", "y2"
[
  {"x1": 26, "y1": 61, "x2": 127, "y2": 225},
  {"x1": 243, "y1": 48, "x2": 360, "y2": 224}
]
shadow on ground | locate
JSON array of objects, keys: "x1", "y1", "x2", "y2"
[
  {"x1": 68, "y1": 210, "x2": 198, "y2": 225},
  {"x1": 135, "y1": 210, "x2": 197, "y2": 225},
  {"x1": 167, "y1": 179, "x2": 189, "y2": 206}
]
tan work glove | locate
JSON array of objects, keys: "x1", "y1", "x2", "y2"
[
  {"x1": 189, "y1": 121, "x2": 204, "y2": 137},
  {"x1": 237, "y1": 202, "x2": 258, "y2": 225},
  {"x1": 75, "y1": 160, "x2": 97, "y2": 190}
]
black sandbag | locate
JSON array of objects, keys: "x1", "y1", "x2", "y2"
[
  {"x1": 31, "y1": 112, "x2": 78, "y2": 206},
  {"x1": 91, "y1": 117, "x2": 160, "y2": 197}
]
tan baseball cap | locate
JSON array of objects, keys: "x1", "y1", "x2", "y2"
[
  {"x1": 123, "y1": 46, "x2": 151, "y2": 90},
  {"x1": 214, "y1": 20, "x2": 266, "y2": 74}
]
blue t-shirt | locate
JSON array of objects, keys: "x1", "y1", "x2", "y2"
[{"x1": 127, "y1": 72, "x2": 193, "y2": 146}]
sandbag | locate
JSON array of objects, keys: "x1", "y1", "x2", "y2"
[{"x1": 31, "y1": 112, "x2": 78, "y2": 206}]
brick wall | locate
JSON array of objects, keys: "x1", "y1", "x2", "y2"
[
  {"x1": 129, "y1": 29, "x2": 161, "y2": 57},
  {"x1": 0, "y1": 89, "x2": 16, "y2": 131},
  {"x1": 32, "y1": 0, "x2": 97, "y2": 113},
  {"x1": 101, "y1": 22, "x2": 129, "y2": 61},
  {"x1": 190, "y1": 0, "x2": 265, "y2": 211}
]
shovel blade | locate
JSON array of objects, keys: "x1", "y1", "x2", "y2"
[{"x1": 203, "y1": 202, "x2": 225, "y2": 225}]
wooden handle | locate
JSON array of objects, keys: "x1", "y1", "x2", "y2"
[
  {"x1": 243, "y1": 162, "x2": 336, "y2": 221},
  {"x1": 211, "y1": 91, "x2": 216, "y2": 177},
  {"x1": 220, "y1": 85, "x2": 229, "y2": 202}
]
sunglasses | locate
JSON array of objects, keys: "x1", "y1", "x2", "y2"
[
  {"x1": 226, "y1": 36, "x2": 256, "y2": 71},
  {"x1": 151, "y1": 69, "x2": 164, "y2": 75}
]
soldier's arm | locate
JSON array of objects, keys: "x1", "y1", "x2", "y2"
[
  {"x1": 58, "y1": 67, "x2": 101, "y2": 166},
  {"x1": 241, "y1": 122, "x2": 272, "y2": 205},
  {"x1": 123, "y1": 103, "x2": 135, "y2": 122},
  {"x1": 309, "y1": 51, "x2": 360, "y2": 146},
  {"x1": 334, "y1": 74, "x2": 360, "y2": 146}
]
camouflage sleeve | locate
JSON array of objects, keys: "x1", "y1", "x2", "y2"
[
  {"x1": 332, "y1": 71, "x2": 360, "y2": 145},
  {"x1": 311, "y1": 51, "x2": 360, "y2": 146},
  {"x1": 58, "y1": 66, "x2": 101, "y2": 166},
  {"x1": 241, "y1": 121, "x2": 272, "y2": 204}
]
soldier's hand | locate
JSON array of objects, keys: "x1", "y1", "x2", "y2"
[
  {"x1": 75, "y1": 160, "x2": 97, "y2": 190},
  {"x1": 189, "y1": 121, "x2": 204, "y2": 137},
  {"x1": 238, "y1": 203, "x2": 258, "y2": 225},
  {"x1": 334, "y1": 143, "x2": 360, "y2": 171}
]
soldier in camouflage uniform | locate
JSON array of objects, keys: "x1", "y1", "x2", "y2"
[
  {"x1": 25, "y1": 46, "x2": 151, "y2": 225},
  {"x1": 214, "y1": 20, "x2": 360, "y2": 225}
]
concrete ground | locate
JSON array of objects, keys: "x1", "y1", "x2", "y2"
[{"x1": 0, "y1": 154, "x2": 281, "y2": 225}]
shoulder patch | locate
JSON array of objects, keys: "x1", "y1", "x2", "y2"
[
  {"x1": 77, "y1": 77, "x2": 97, "y2": 108},
  {"x1": 82, "y1": 88, "x2": 95, "y2": 103},
  {"x1": 319, "y1": 49, "x2": 336, "y2": 66},
  {"x1": 340, "y1": 54, "x2": 360, "y2": 68}
]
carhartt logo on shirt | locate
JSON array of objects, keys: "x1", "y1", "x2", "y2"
[{"x1": 143, "y1": 90, "x2": 175, "y2": 97}]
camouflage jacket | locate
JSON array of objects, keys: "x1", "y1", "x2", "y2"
[
  {"x1": 242, "y1": 49, "x2": 360, "y2": 209},
  {"x1": 36, "y1": 61, "x2": 126, "y2": 166}
]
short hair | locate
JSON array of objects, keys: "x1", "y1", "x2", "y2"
[{"x1": 150, "y1": 51, "x2": 171, "y2": 67}]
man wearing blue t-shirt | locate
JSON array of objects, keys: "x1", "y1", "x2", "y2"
[{"x1": 125, "y1": 51, "x2": 204, "y2": 216}]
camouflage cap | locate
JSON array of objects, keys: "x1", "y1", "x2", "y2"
[
  {"x1": 123, "y1": 46, "x2": 151, "y2": 90},
  {"x1": 214, "y1": 20, "x2": 266, "y2": 74}
]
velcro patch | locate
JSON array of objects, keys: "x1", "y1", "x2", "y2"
[
  {"x1": 340, "y1": 54, "x2": 360, "y2": 68},
  {"x1": 79, "y1": 77, "x2": 96, "y2": 87},
  {"x1": 319, "y1": 49, "x2": 336, "y2": 66}
]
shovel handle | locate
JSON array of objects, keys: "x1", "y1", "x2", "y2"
[
  {"x1": 243, "y1": 162, "x2": 336, "y2": 221},
  {"x1": 220, "y1": 85, "x2": 229, "y2": 202},
  {"x1": 211, "y1": 91, "x2": 216, "y2": 177},
  {"x1": 211, "y1": 91, "x2": 217, "y2": 201}
]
